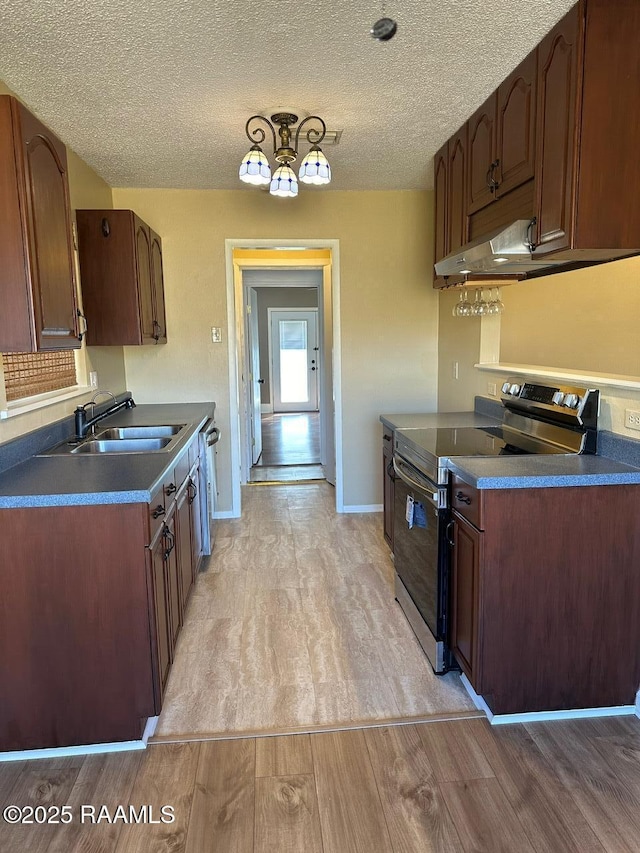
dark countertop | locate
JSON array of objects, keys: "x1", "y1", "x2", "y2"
[
  {"x1": 0, "y1": 403, "x2": 214, "y2": 508},
  {"x1": 448, "y1": 453, "x2": 640, "y2": 489}
]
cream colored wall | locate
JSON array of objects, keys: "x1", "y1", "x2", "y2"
[
  {"x1": 111, "y1": 188, "x2": 438, "y2": 510},
  {"x1": 0, "y1": 79, "x2": 127, "y2": 446},
  {"x1": 438, "y1": 257, "x2": 640, "y2": 441}
]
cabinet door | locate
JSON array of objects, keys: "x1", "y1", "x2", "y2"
[
  {"x1": 497, "y1": 50, "x2": 537, "y2": 197},
  {"x1": 150, "y1": 229, "x2": 167, "y2": 343},
  {"x1": 534, "y1": 3, "x2": 584, "y2": 255},
  {"x1": 4, "y1": 101, "x2": 79, "y2": 351},
  {"x1": 434, "y1": 141, "x2": 448, "y2": 263},
  {"x1": 149, "y1": 530, "x2": 172, "y2": 709},
  {"x1": 448, "y1": 125, "x2": 468, "y2": 254},
  {"x1": 164, "y1": 514, "x2": 181, "y2": 656},
  {"x1": 176, "y1": 483, "x2": 194, "y2": 623},
  {"x1": 134, "y1": 217, "x2": 156, "y2": 344},
  {"x1": 467, "y1": 93, "x2": 497, "y2": 214},
  {"x1": 382, "y1": 432, "x2": 394, "y2": 549},
  {"x1": 451, "y1": 512, "x2": 482, "y2": 685}
]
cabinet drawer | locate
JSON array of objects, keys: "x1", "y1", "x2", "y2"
[
  {"x1": 148, "y1": 483, "x2": 167, "y2": 541},
  {"x1": 451, "y1": 475, "x2": 483, "y2": 529}
]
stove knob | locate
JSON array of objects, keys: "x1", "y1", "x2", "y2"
[
  {"x1": 509, "y1": 383, "x2": 521, "y2": 396},
  {"x1": 564, "y1": 393, "x2": 580, "y2": 409},
  {"x1": 552, "y1": 391, "x2": 565, "y2": 406},
  {"x1": 501, "y1": 381, "x2": 511, "y2": 394}
]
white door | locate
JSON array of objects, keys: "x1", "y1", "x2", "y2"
[
  {"x1": 247, "y1": 288, "x2": 262, "y2": 464},
  {"x1": 270, "y1": 309, "x2": 319, "y2": 413}
]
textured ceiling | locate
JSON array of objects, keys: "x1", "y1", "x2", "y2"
[{"x1": 0, "y1": 0, "x2": 576, "y2": 191}]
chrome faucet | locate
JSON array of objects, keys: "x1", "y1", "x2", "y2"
[{"x1": 74, "y1": 391, "x2": 136, "y2": 440}]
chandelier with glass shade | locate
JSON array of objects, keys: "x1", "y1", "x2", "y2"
[{"x1": 239, "y1": 112, "x2": 331, "y2": 198}]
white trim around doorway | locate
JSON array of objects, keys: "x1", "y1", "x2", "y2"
[{"x1": 224, "y1": 239, "x2": 343, "y2": 518}]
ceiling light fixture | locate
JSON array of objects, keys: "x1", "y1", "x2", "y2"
[{"x1": 239, "y1": 112, "x2": 331, "y2": 198}]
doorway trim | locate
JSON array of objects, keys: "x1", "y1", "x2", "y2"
[{"x1": 225, "y1": 239, "x2": 342, "y2": 518}]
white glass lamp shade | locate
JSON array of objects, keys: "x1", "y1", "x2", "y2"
[
  {"x1": 270, "y1": 164, "x2": 299, "y2": 197},
  {"x1": 298, "y1": 145, "x2": 331, "y2": 185},
  {"x1": 239, "y1": 145, "x2": 271, "y2": 185}
]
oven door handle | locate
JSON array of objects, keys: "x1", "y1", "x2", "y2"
[{"x1": 392, "y1": 457, "x2": 440, "y2": 504}]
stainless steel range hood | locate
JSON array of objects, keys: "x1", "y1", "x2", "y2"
[{"x1": 435, "y1": 219, "x2": 566, "y2": 277}]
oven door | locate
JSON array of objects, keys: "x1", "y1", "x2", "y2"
[{"x1": 392, "y1": 455, "x2": 449, "y2": 672}]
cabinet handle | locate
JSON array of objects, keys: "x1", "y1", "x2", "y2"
[
  {"x1": 152, "y1": 319, "x2": 161, "y2": 344},
  {"x1": 151, "y1": 504, "x2": 165, "y2": 519},
  {"x1": 187, "y1": 479, "x2": 198, "y2": 504},
  {"x1": 446, "y1": 520, "x2": 455, "y2": 548},
  {"x1": 207, "y1": 427, "x2": 221, "y2": 446},
  {"x1": 383, "y1": 433, "x2": 392, "y2": 442},
  {"x1": 386, "y1": 461, "x2": 396, "y2": 481},
  {"x1": 525, "y1": 216, "x2": 538, "y2": 252},
  {"x1": 486, "y1": 159, "x2": 500, "y2": 193},
  {"x1": 162, "y1": 525, "x2": 175, "y2": 560},
  {"x1": 456, "y1": 492, "x2": 472, "y2": 505},
  {"x1": 165, "y1": 483, "x2": 177, "y2": 496},
  {"x1": 77, "y1": 309, "x2": 88, "y2": 342}
]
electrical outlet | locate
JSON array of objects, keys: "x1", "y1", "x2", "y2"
[
  {"x1": 89, "y1": 371, "x2": 98, "y2": 388},
  {"x1": 625, "y1": 409, "x2": 640, "y2": 430},
  {"x1": 487, "y1": 382, "x2": 497, "y2": 396},
  {"x1": 211, "y1": 327, "x2": 222, "y2": 343}
]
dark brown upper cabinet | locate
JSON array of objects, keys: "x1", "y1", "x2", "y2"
[
  {"x1": 76, "y1": 209, "x2": 167, "y2": 346},
  {"x1": 467, "y1": 94, "x2": 497, "y2": 215},
  {"x1": 496, "y1": 50, "x2": 537, "y2": 198},
  {"x1": 534, "y1": 0, "x2": 640, "y2": 259},
  {"x1": 448, "y1": 126, "x2": 469, "y2": 256},
  {"x1": 468, "y1": 51, "x2": 537, "y2": 217},
  {"x1": 0, "y1": 96, "x2": 80, "y2": 352},
  {"x1": 433, "y1": 128, "x2": 468, "y2": 289}
]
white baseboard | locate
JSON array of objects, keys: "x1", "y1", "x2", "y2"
[
  {"x1": 460, "y1": 674, "x2": 637, "y2": 725},
  {"x1": 341, "y1": 504, "x2": 383, "y2": 514},
  {"x1": 0, "y1": 717, "x2": 159, "y2": 763},
  {"x1": 214, "y1": 510, "x2": 237, "y2": 519},
  {"x1": 636, "y1": 689, "x2": 640, "y2": 717}
]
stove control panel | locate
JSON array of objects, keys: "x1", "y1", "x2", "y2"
[{"x1": 500, "y1": 378, "x2": 599, "y2": 429}]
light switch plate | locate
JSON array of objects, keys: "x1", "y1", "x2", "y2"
[
  {"x1": 487, "y1": 382, "x2": 497, "y2": 396},
  {"x1": 89, "y1": 371, "x2": 98, "y2": 388},
  {"x1": 211, "y1": 327, "x2": 222, "y2": 343}
]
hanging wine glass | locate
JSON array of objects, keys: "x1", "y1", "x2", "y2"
[
  {"x1": 459, "y1": 290, "x2": 473, "y2": 317},
  {"x1": 453, "y1": 291, "x2": 466, "y2": 317},
  {"x1": 471, "y1": 289, "x2": 490, "y2": 317},
  {"x1": 487, "y1": 287, "x2": 505, "y2": 314}
]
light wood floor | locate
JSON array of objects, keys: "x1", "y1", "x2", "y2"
[
  {"x1": 154, "y1": 482, "x2": 475, "y2": 740},
  {"x1": 253, "y1": 412, "x2": 321, "y2": 467},
  {"x1": 3, "y1": 714, "x2": 640, "y2": 852}
]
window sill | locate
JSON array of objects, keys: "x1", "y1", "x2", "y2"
[{"x1": 0, "y1": 385, "x2": 93, "y2": 420}]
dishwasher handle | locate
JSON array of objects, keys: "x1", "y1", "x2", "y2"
[{"x1": 392, "y1": 456, "x2": 440, "y2": 504}]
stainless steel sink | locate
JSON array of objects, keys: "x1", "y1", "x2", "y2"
[
  {"x1": 71, "y1": 438, "x2": 172, "y2": 454},
  {"x1": 96, "y1": 425, "x2": 185, "y2": 440}
]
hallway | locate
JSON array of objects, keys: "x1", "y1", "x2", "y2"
[
  {"x1": 153, "y1": 482, "x2": 476, "y2": 740},
  {"x1": 250, "y1": 412, "x2": 324, "y2": 482}
]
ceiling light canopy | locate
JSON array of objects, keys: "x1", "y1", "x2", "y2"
[{"x1": 239, "y1": 112, "x2": 331, "y2": 198}]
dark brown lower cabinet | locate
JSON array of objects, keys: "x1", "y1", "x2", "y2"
[
  {"x1": 148, "y1": 521, "x2": 172, "y2": 709},
  {"x1": 176, "y1": 479, "x2": 194, "y2": 621},
  {"x1": 0, "y1": 441, "x2": 207, "y2": 752},
  {"x1": 450, "y1": 480, "x2": 640, "y2": 716},
  {"x1": 451, "y1": 512, "x2": 481, "y2": 685}
]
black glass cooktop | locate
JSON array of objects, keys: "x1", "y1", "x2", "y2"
[{"x1": 397, "y1": 425, "x2": 569, "y2": 461}]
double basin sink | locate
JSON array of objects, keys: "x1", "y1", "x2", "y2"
[{"x1": 44, "y1": 424, "x2": 186, "y2": 455}]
